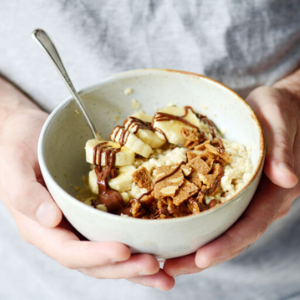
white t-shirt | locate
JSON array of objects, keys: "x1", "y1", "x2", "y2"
[{"x1": 0, "y1": 1, "x2": 300, "y2": 299}]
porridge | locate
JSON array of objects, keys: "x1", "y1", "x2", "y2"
[{"x1": 78, "y1": 105, "x2": 252, "y2": 219}]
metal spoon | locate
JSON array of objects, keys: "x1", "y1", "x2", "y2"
[{"x1": 32, "y1": 28, "x2": 101, "y2": 140}]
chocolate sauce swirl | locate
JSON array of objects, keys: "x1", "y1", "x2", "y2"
[
  {"x1": 152, "y1": 111, "x2": 199, "y2": 130},
  {"x1": 93, "y1": 143, "x2": 124, "y2": 214},
  {"x1": 110, "y1": 126, "x2": 130, "y2": 147},
  {"x1": 183, "y1": 106, "x2": 217, "y2": 138},
  {"x1": 123, "y1": 116, "x2": 152, "y2": 134}
]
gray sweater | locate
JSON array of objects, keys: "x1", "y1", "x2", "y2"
[{"x1": 0, "y1": 1, "x2": 300, "y2": 299}]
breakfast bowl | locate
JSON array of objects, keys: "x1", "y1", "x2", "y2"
[{"x1": 38, "y1": 69, "x2": 265, "y2": 259}]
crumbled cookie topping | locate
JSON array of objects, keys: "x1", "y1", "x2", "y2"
[{"x1": 124, "y1": 132, "x2": 232, "y2": 219}]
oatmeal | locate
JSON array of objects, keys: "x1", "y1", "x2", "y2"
[{"x1": 79, "y1": 105, "x2": 252, "y2": 219}]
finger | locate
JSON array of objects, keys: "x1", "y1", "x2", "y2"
[
  {"x1": 264, "y1": 124, "x2": 298, "y2": 188},
  {"x1": 0, "y1": 144, "x2": 62, "y2": 227},
  {"x1": 195, "y1": 178, "x2": 284, "y2": 268},
  {"x1": 128, "y1": 269, "x2": 175, "y2": 291},
  {"x1": 164, "y1": 246, "x2": 253, "y2": 276},
  {"x1": 60, "y1": 240, "x2": 132, "y2": 269},
  {"x1": 254, "y1": 96, "x2": 298, "y2": 188},
  {"x1": 163, "y1": 254, "x2": 202, "y2": 277},
  {"x1": 80, "y1": 254, "x2": 160, "y2": 279},
  {"x1": 195, "y1": 215, "x2": 260, "y2": 268},
  {"x1": 15, "y1": 211, "x2": 131, "y2": 269}
]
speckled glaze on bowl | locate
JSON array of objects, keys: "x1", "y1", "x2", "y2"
[{"x1": 38, "y1": 69, "x2": 265, "y2": 259}]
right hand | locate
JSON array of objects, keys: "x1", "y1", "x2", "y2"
[{"x1": 0, "y1": 78, "x2": 175, "y2": 291}]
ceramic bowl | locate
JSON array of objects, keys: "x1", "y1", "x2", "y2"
[{"x1": 38, "y1": 69, "x2": 265, "y2": 259}]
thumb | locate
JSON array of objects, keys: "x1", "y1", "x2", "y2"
[
  {"x1": 1, "y1": 146, "x2": 62, "y2": 227},
  {"x1": 260, "y1": 103, "x2": 298, "y2": 188}
]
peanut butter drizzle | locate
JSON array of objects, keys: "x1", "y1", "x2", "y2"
[{"x1": 93, "y1": 143, "x2": 124, "y2": 214}]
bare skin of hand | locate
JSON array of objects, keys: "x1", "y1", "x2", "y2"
[
  {"x1": 0, "y1": 77, "x2": 175, "y2": 291},
  {"x1": 162, "y1": 71, "x2": 300, "y2": 279}
]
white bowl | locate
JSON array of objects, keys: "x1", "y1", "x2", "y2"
[{"x1": 38, "y1": 69, "x2": 265, "y2": 259}]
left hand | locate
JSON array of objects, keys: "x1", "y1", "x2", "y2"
[{"x1": 161, "y1": 82, "x2": 300, "y2": 278}]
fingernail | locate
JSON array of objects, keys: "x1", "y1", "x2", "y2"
[
  {"x1": 196, "y1": 258, "x2": 211, "y2": 269},
  {"x1": 36, "y1": 202, "x2": 56, "y2": 226}
]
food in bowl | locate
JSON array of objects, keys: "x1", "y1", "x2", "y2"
[
  {"x1": 38, "y1": 69, "x2": 264, "y2": 258},
  {"x1": 79, "y1": 105, "x2": 252, "y2": 219}
]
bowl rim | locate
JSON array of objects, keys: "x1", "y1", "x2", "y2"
[{"x1": 38, "y1": 68, "x2": 265, "y2": 224}]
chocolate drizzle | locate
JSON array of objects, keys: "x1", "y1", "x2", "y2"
[
  {"x1": 152, "y1": 111, "x2": 198, "y2": 129},
  {"x1": 211, "y1": 137, "x2": 225, "y2": 154},
  {"x1": 155, "y1": 163, "x2": 184, "y2": 184},
  {"x1": 199, "y1": 115, "x2": 216, "y2": 138},
  {"x1": 90, "y1": 106, "x2": 225, "y2": 219},
  {"x1": 93, "y1": 143, "x2": 124, "y2": 214},
  {"x1": 151, "y1": 106, "x2": 218, "y2": 141},
  {"x1": 110, "y1": 126, "x2": 130, "y2": 147},
  {"x1": 153, "y1": 127, "x2": 169, "y2": 142},
  {"x1": 122, "y1": 162, "x2": 187, "y2": 218},
  {"x1": 139, "y1": 162, "x2": 184, "y2": 199},
  {"x1": 123, "y1": 117, "x2": 152, "y2": 134},
  {"x1": 114, "y1": 106, "x2": 217, "y2": 145},
  {"x1": 183, "y1": 106, "x2": 217, "y2": 138}
]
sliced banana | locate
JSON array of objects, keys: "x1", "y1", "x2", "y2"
[
  {"x1": 89, "y1": 165, "x2": 136, "y2": 194},
  {"x1": 110, "y1": 126, "x2": 152, "y2": 158},
  {"x1": 135, "y1": 129, "x2": 166, "y2": 148},
  {"x1": 152, "y1": 106, "x2": 201, "y2": 146},
  {"x1": 88, "y1": 169, "x2": 99, "y2": 194},
  {"x1": 109, "y1": 165, "x2": 136, "y2": 193},
  {"x1": 131, "y1": 112, "x2": 153, "y2": 123},
  {"x1": 85, "y1": 139, "x2": 135, "y2": 167},
  {"x1": 124, "y1": 114, "x2": 165, "y2": 149},
  {"x1": 159, "y1": 106, "x2": 201, "y2": 127}
]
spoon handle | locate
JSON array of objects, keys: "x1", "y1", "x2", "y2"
[{"x1": 32, "y1": 29, "x2": 101, "y2": 140}]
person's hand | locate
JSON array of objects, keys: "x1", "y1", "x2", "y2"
[
  {"x1": 0, "y1": 78, "x2": 175, "y2": 291},
  {"x1": 163, "y1": 78, "x2": 300, "y2": 277}
]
